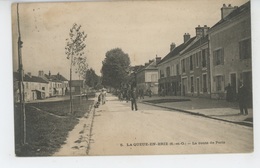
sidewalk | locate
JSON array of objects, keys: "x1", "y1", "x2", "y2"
[{"x1": 139, "y1": 95, "x2": 253, "y2": 127}]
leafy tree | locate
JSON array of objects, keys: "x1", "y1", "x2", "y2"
[
  {"x1": 101, "y1": 48, "x2": 130, "y2": 89},
  {"x1": 65, "y1": 23, "x2": 87, "y2": 114},
  {"x1": 85, "y1": 68, "x2": 99, "y2": 88},
  {"x1": 74, "y1": 56, "x2": 88, "y2": 80}
]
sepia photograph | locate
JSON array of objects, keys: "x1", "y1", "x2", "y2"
[{"x1": 10, "y1": 0, "x2": 254, "y2": 158}]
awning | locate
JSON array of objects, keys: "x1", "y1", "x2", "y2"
[{"x1": 32, "y1": 89, "x2": 45, "y2": 93}]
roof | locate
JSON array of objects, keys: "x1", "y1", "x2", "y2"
[
  {"x1": 13, "y1": 72, "x2": 49, "y2": 84},
  {"x1": 44, "y1": 73, "x2": 68, "y2": 82},
  {"x1": 158, "y1": 36, "x2": 196, "y2": 65},
  {"x1": 210, "y1": 1, "x2": 250, "y2": 30},
  {"x1": 136, "y1": 59, "x2": 159, "y2": 74},
  {"x1": 130, "y1": 65, "x2": 144, "y2": 72},
  {"x1": 144, "y1": 60, "x2": 158, "y2": 70},
  {"x1": 182, "y1": 35, "x2": 209, "y2": 55}
]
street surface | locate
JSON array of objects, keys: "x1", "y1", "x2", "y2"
[{"x1": 87, "y1": 94, "x2": 253, "y2": 156}]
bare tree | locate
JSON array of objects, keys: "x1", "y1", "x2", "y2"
[
  {"x1": 65, "y1": 23, "x2": 87, "y2": 114},
  {"x1": 74, "y1": 56, "x2": 88, "y2": 104}
]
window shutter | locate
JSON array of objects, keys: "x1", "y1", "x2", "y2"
[
  {"x1": 213, "y1": 50, "x2": 216, "y2": 66},
  {"x1": 221, "y1": 48, "x2": 224, "y2": 65}
]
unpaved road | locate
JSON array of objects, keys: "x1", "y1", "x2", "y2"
[{"x1": 88, "y1": 95, "x2": 253, "y2": 156}]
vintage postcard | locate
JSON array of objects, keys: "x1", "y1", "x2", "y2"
[{"x1": 12, "y1": 0, "x2": 253, "y2": 157}]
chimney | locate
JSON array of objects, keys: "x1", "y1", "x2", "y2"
[
  {"x1": 221, "y1": 4, "x2": 236, "y2": 20},
  {"x1": 49, "y1": 71, "x2": 51, "y2": 77},
  {"x1": 183, "y1": 33, "x2": 190, "y2": 43},
  {"x1": 38, "y1": 70, "x2": 44, "y2": 77},
  {"x1": 27, "y1": 72, "x2": 32, "y2": 78},
  {"x1": 170, "y1": 43, "x2": 176, "y2": 51},
  {"x1": 149, "y1": 60, "x2": 153, "y2": 64},
  {"x1": 155, "y1": 56, "x2": 161, "y2": 65},
  {"x1": 195, "y1": 25, "x2": 209, "y2": 38},
  {"x1": 203, "y1": 25, "x2": 209, "y2": 36}
]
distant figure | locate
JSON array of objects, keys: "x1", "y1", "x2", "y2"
[
  {"x1": 126, "y1": 88, "x2": 131, "y2": 103},
  {"x1": 118, "y1": 90, "x2": 123, "y2": 101},
  {"x1": 147, "y1": 88, "x2": 152, "y2": 97},
  {"x1": 191, "y1": 86, "x2": 194, "y2": 96},
  {"x1": 101, "y1": 88, "x2": 106, "y2": 104},
  {"x1": 160, "y1": 88, "x2": 165, "y2": 97},
  {"x1": 237, "y1": 82, "x2": 249, "y2": 115},
  {"x1": 139, "y1": 88, "x2": 144, "y2": 99},
  {"x1": 94, "y1": 93, "x2": 102, "y2": 108},
  {"x1": 98, "y1": 93, "x2": 102, "y2": 103},
  {"x1": 225, "y1": 83, "x2": 233, "y2": 102},
  {"x1": 130, "y1": 88, "x2": 138, "y2": 111}
]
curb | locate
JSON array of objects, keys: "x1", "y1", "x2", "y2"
[{"x1": 141, "y1": 101, "x2": 253, "y2": 128}]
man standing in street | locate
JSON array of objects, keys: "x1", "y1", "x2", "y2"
[
  {"x1": 130, "y1": 87, "x2": 138, "y2": 111},
  {"x1": 238, "y1": 82, "x2": 249, "y2": 115}
]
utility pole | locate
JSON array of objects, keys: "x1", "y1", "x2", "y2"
[
  {"x1": 70, "y1": 56, "x2": 73, "y2": 115},
  {"x1": 17, "y1": 3, "x2": 26, "y2": 145}
]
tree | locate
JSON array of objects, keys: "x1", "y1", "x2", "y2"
[
  {"x1": 74, "y1": 56, "x2": 88, "y2": 80},
  {"x1": 85, "y1": 68, "x2": 99, "y2": 88},
  {"x1": 65, "y1": 23, "x2": 87, "y2": 114},
  {"x1": 101, "y1": 48, "x2": 130, "y2": 89}
]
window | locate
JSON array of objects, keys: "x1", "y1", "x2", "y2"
[
  {"x1": 166, "y1": 67, "x2": 170, "y2": 77},
  {"x1": 215, "y1": 75, "x2": 223, "y2": 91},
  {"x1": 202, "y1": 49, "x2": 207, "y2": 68},
  {"x1": 42, "y1": 87, "x2": 45, "y2": 90},
  {"x1": 176, "y1": 64, "x2": 179, "y2": 75},
  {"x1": 151, "y1": 74, "x2": 157, "y2": 82},
  {"x1": 160, "y1": 70, "x2": 164, "y2": 78},
  {"x1": 239, "y1": 38, "x2": 251, "y2": 59},
  {"x1": 213, "y1": 48, "x2": 224, "y2": 66},
  {"x1": 181, "y1": 59, "x2": 186, "y2": 73},
  {"x1": 202, "y1": 74, "x2": 207, "y2": 92},
  {"x1": 171, "y1": 65, "x2": 175, "y2": 76},
  {"x1": 190, "y1": 55, "x2": 193, "y2": 71},
  {"x1": 195, "y1": 53, "x2": 199, "y2": 67},
  {"x1": 190, "y1": 76, "x2": 194, "y2": 93},
  {"x1": 198, "y1": 51, "x2": 201, "y2": 67}
]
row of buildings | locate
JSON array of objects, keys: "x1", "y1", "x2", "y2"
[
  {"x1": 132, "y1": 2, "x2": 252, "y2": 102},
  {"x1": 13, "y1": 70, "x2": 85, "y2": 102}
]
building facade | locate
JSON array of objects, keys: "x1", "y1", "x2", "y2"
[
  {"x1": 157, "y1": 34, "x2": 196, "y2": 96},
  {"x1": 208, "y1": 2, "x2": 251, "y2": 102},
  {"x1": 136, "y1": 57, "x2": 161, "y2": 95},
  {"x1": 44, "y1": 71, "x2": 69, "y2": 97},
  {"x1": 180, "y1": 26, "x2": 211, "y2": 98},
  {"x1": 13, "y1": 72, "x2": 49, "y2": 102}
]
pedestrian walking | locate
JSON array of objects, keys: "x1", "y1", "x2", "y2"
[
  {"x1": 237, "y1": 82, "x2": 249, "y2": 115},
  {"x1": 130, "y1": 88, "x2": 138, "y2": 111}
]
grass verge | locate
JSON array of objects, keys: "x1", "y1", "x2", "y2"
[{"x1": 14, "y1": 98, "x2": 94, "y2": 156}]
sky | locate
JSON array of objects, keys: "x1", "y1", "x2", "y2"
[{"x1": 12, "y1": 0, "x2": 248, "y2": 79}]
